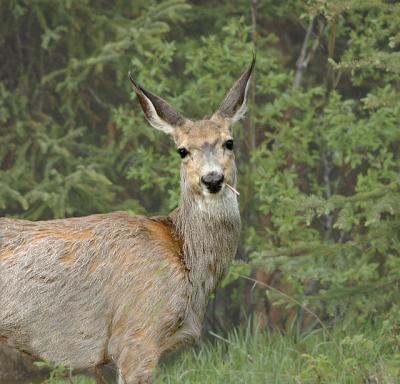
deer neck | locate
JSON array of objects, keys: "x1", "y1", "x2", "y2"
[{"x1": 170, "y1": 184, "x2": 241, "y2": 305}]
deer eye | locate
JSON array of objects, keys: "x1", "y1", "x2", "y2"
[
  {"x1": 224, "y1": 139, "x2": 234, "y2": 151},
  {"x1": 177, "y1": 147, "x2": 188, "y2": 159}
]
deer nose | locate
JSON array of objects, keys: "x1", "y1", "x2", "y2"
[{"x1": 201, "y1": 172, "x2": 224, "y2": 193}]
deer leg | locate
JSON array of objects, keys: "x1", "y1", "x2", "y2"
[
  {"x1": 116, "y1": 344, "x2": 159, "y2": 384},
  {"x1": 95, "y1": 364, "x2": 107, "y2": 384}
]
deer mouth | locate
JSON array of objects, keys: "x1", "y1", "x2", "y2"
[{"x1": 206, "y1": 184, "x2": 223, "y2": 194}]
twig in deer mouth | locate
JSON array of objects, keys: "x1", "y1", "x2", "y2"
[{"x1": 226, "y1": 184, "x2": 240, "y2": 196}]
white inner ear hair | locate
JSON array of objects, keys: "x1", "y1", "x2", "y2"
[
  {"x1": 142, "y1": 93, "x2": 175, "y2": 135},
  {"x1": 232, "y1": 76, "x2": 251, "y2": 123}
]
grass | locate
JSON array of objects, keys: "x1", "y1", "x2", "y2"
[
  {"x1": 44, "y1": 321, "x2": 400, "y2": 384},
  {"x1": 155, "y1": 322, "x2": 399, "y2": 384}
]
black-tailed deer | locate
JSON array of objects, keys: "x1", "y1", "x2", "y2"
[{"x1": 0, "y1": 56, "x2": 255, "y2": 384}]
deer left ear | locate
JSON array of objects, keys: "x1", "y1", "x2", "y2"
[
  {"x1": 129, "y1": 73, "x2": 186, "y2": 135},
  {"x1": 212, "y1": 55, "x2": 255, "y2": 124}
]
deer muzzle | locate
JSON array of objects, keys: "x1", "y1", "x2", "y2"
[{"x1": 201, "y1": 172, "x2": 224, "y2": 193}]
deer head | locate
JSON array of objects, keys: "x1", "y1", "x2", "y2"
[{"x1": 129, "y1": 56, "x2": 255, "y2": 198}]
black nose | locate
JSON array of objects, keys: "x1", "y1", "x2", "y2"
[{"x1": 201, "y1": 172, "x2": 224, "y2": 193}]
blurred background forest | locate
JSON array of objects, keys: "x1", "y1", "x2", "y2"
[{"x1": 1, "y1": 0, "x2": 400, "y2": 382}]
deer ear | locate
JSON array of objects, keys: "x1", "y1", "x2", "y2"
[
  {"x1": 212, "y1": 55, "x2": 255, "y2": 124},
  {"x1": 129, "y1": 73, "x2": 186, "y2": 135}
]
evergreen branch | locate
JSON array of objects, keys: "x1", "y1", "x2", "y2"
[
  {"x1": 302, "y1": 277, "x2": 400, "y2": 303},
  {"x1": 289, "y1": 182, "x2": 399, "y2": 212},
  {"x1": 329, "y1": 52, "x2": 400, "y2": 74},
  {"x1": 41, "y1": 1, "x2": 189, "y2": 85},
  {"x1": 250, "y1": 241, "x2": 354, "y2": 260},
  {"x1": 362, "y1": 94, "x2": 400, "y2": 109},
  {"x1": 313, "y1": 0, "x2": 400, "y2": 15}
]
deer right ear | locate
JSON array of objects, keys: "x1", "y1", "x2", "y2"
[
  {"x1": 212, "y1": 55, "x2": 255, "y2": 124},
  {"x1": 129, "y1": 73, "x2": 186, "y2": 135}
]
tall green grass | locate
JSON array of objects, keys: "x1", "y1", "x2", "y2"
[
  {"x1": 155, "y1": 322, "x2": 399, "y2": 384},
  {"x1": 44, "y1": 321, "x2": 400, "y2": 383}
]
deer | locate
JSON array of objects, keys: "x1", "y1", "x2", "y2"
[{"x1": 0, "y1": 56, "x2": 255, "y2": 384}]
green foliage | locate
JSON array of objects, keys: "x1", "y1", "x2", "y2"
[
  {"x1": 0, "y1": 0, "x2": 189, "y2": 219},
  {"x1": 244, "y1": 0, "x2": 400, "y2": 324},
  {"x1": 154, "y1": 320, "x2": 400, "y2": 383}
]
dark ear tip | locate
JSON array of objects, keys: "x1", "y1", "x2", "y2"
[
  {"x1": 128, "y1": 71, "x2": 139, "y2": 90},
  {"x1": 250, "y1": 52, "x2": 256, "y2": 72}
]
